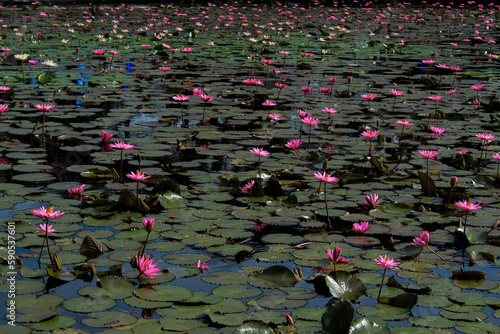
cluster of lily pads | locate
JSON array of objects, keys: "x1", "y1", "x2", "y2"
[{"x1": 0, "y1": 1, "x2": 500, "y2": 333}]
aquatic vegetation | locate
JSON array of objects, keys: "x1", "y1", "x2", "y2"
[{"x1": 0, "y1": 2, "x2": 500, "y2": 333}]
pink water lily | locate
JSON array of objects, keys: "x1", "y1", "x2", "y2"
[
  {"x1": 196, "y1": 260, "x2": 210, "y2": 273},
  {"x1": 353, "y1": 221, "x2": 370, "y2": 233},
  {"x1": 136, "y1": 254, "x2": 161, "y2": 279},
  {"x1": 374, "y1": 254, "x2": 400, "y2": 301}
]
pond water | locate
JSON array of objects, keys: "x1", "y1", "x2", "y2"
[{"x1": 0, "y1": 2, "x2": 500, "y2": 333}]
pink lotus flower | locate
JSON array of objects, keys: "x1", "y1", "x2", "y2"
[
  {"x1": 196, "y1": 260, "x2": 210, "y2": 272},
  {"x1": 34, "y1": 104, "x2": 55, "y2": 111},
  {"x1": 199, "y1": 94, "x2": 214, "y2": 103},
  {"x1": 314, "y1": 172, "x2": 339, "y2": 183},
  {"x1": 110, "y1": 141, "x2": 135, "y2": 150},
  {"x1": 422, "y1": 59, "x2": 436, "y2": 65},
  {"x1": 329, "y1": 77, "x2": 337, "y2": 83},
  {"x1": 182, "y1": 48, "x2": 193, "y2": 53},
  {"x1": 285, "y1": 139, "x2": 302, "y2": 157},
  {"x1": 275, "y1": 83, "x2": 287, "y2": 89},
  {"x1": 361, "y1": 130, "x2": 379, "y2": 139},
  {"x1": 411, "y1": 231, "x2": 429, "y2": 247},
  {"x1": 126, "y1": 170, "x2": 151, "y2": 181},
  {"x1": 285, "y1": 139, "x2": 302, "y2": 151},
  {"x1": 427, "y1": 95, "x2": 442, "y2": 101},
  {"x1": 430, "y1": 126, "x2": 445, "y2": 136},
  {"x1": 250, "y1": 147, "x2": 270, "y2": 157},
  {"x1": 419, "y1": 150, "x2": 439, "y2": 160},
  {"x1": 262, "y1": 100, "x2": 277, "y2": 107},
  {"x1": 320, "y1": 87, "x2": 332, "y2": 94},
  {"x1": 455, "y1": 200, "x2": 481, "y2": 214},
  {"x1": 142, "y1": 217, "x2": 155, "y2": 233},
  {"x1": 353, "y1": 221, "x2": 370, "y2": 233},
  {"x1": 92, "y1": 49, "x2": 105, "y2": 55},
  {"x1": 297, "y1": 109, "x2": 311, "y2": 119},
  {"x1": 136, "y1": 254, "x2": 161, "y2": 279},
  {"x1": 37, "y1": 223, "x2": 56, "y2": 234},
  {"x1": 301, "y1": 86, "x2": 313, "y2": 94},
  {"x1": 242, "y1": 78, "x2": 263, "y2": 86},
  {"x1": 101, "y1": 130, "x2": 113, "y2": 143},
  {"x1": 108, "y1": 50, "x2": 120, "y2": 55},
  {"x1": 262, "y1": 59, "x2": 274, "y2": 65},
  {"x1": 396, "y1": 119, "x2": 412, "y2": 127},
  {"x1": 32, "y1": 206, "x2": 65, "y2": 220},
  {"x1": 301, "y1": 116, "x2": 320, "y2": 127},
  {"x1": 322, "y1": 107, "x2": 337, "y2": 115},
  {"x1": 268, "y1": 113, "x2": 281, "y2": 121},
  {"x1": 285, "y1": 314, "x2": 294, "y2": 326},
  {"x1": 363, "y1": 193, "x2": 380, "y2": 209},
  {"x1": 470, "y1": 84, "x2": 485, "y2": 91},
  {"x1": 0, "y1": 104, "x2": 9, "y2": 122},
  {"x1": 28, "y1": 60, "x2": 38, "y2": 65},
  {"x1": 389, "y1": 89, "x2": 403, "y2": 97},
  {"x1": 476, "y1": 133, "x2": 495, "y2": 142},
  {"x1": 172, "y1": 94, "x2": 190, "y2": 101},
  {"x1": 374, "y1": 254, "x2": 400, "y2": 270},
  {"x1": 67, "y1": 184, "x2": 85, "y2": 200},
  {"x1": 159, "y1": 66, "x2": 171, "y2": 72},
  {"x1": 448, "y1": 89, "x2": 457, "y2": 96},
  {"x1": 0, "y1": 86, "x2": 11, "y2": 92},
  {"x1": 457, "y1": 150, "x2": 468, "y2": 155},
  {"x1": 361, "y1": 93, "x2": 377, "y2": 100},
  {"x1": 326, "y1": 247, "x2": 350, "y2": 264},
  {"x1": 192, "y1": 88, "x2": 204, "y2": 96},
  {"x1": 242, "y1": 180, "x2": 255, "y2": 194}
]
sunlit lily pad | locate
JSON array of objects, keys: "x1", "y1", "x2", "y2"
[{"x1": 26, "y1": 316, "x2": 77, "y2": 331}]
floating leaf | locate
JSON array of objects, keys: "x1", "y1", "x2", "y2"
[
  {"x1": 322, "y1": 301, "x2": 354, "y2": 334},
  {"x1": 81, "y1": 311, "x2": 137, "y2": 328},
  {"x1": 134, "y1": 284, "x2": 193, "y2": 302},
  {"x1": 16, "y1": 307, "x2": 57, "y2": 323},
  {"x1": 63, "y1": 296, "x2": 117, "y2": 313},
  {"x1": 325, "y1": 271, "x2": 366, "y2": 301},
  {"x1": 248, "y1": 265, "x2": 298, "y2": 288},
  {"x1": 79, "y1": 234, "x2": 111, "y2": 257},
  {"x1": 237, "y1": 321, "x2": 274, "y2": 334}
]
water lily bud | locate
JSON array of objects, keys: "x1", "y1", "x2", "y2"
[
  {"x1": 323, "y1": 158, "x2": 328, "y2": 170},
  {"x1": 450, "y1": 176, "x2": 458, "y2": 188}
]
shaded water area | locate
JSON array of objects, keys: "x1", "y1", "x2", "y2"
[{"x1": 0, "y1": 1, "x2": 500, "y2": 333}]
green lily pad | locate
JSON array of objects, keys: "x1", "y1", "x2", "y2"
[
  {"x1": 325, "y1": 271, "x2": 367, "y2": 301},
  {"x1": 29, "y1": 316, "x2": 77, "y2": 331},
  {"x1": 81, "y1": 311, "x2": 137, "y2": 328},
  {"x1": 202, "y1": 271, "x2": 248, "y2": 285},
  {"x1": 248, "y1": 265, "x2": 298, "y2": 288},
  {"x1": 63, "y1": 296, "x2": 117, "y2": 313},
  {"x1": 408, "y1": 316, "x2": 456, "y2": 328},
  {"x1": 134, "y1": 284, "x2": 193, "y2": 302},
  {"x1": 16, "y1": 307, "x2": 57, "y2": 323},
  {"x1": 212, "y1": 285, "x2": 262, "y2": 299},
  {"x1": 14, "y1": 293, "x2": 64, "y2": 309},
  {"x1": 78, "y1": 276, "x2": 134, "y2": 299},
  {"x1": 322, "y1": 301, "x2": 354, "y2": 334}
]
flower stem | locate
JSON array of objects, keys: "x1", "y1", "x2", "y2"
[
  {"x1": 141, "y1": 232, "x2": 150, "y2": 257},
  {"x1": 426, "y1": 245, "x2": 445, "y2": 260},
  {"x1": 377, "y1": 268, "x2": 387, "y2": 302},
  {"x1": 324, "y1": 181, "x2": 331, "y2": 229}
]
